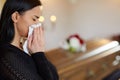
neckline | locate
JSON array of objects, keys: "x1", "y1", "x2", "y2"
[{"x1": 0, "y1": 43, "x2": 30, "y2": 56}]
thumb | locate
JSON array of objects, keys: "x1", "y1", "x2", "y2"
[{"x1": 27, "y1": 35, "x2": 33, "y2": 49}]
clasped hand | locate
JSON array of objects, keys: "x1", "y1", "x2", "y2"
[{"x1": 27, "y1": 26, "x2": 45, "y2": 54}]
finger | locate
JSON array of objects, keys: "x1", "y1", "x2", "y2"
[
  {"x1": 36, "y1": 27, "x2": 40, "y2": 41},
  {"x1": 39, "y1": 27, "x2": 45, "y2": 44},
  {"x1": 36, "y1": 26, "x2": 42, "y2": 40},
  {"x1": 32, "y1": 28, "x2": 38, "y2": 42},
  {"x1": 39, "y1": 27, "x2": 44, "y2": 36},
  {"x1": 27, "y1": 35, "x2": 32, "y2": 49},
  {"x1": 37, "y1": 27, "x2": 42, "y2": 41}
]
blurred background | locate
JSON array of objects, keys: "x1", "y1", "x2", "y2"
[
  {"x1": 40, "y1": 0, "x2": 120, "y2": 51},
  {"x1": 1, "y1": 0, "x2": 120, "y2": 51},
  {"x1": 1, "y1": 0, "x2": 120, "y2": 80}
]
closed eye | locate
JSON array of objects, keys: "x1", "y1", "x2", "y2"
[
  {"x1": 32, "y1": 18, "x2": 36, "y2": 21},
  {"x1": 33, "y1": 15, "x2": 40, "y2": 21}
]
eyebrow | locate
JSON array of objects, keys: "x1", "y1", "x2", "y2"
[{"x1": 34, "y1": 15, "x2": 40, "y2": 19}]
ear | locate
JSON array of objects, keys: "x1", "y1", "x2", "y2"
[{"x1": 11, "y1": 11, "x2": 20, "y2": 23}]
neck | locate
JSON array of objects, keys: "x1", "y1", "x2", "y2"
[
  {"x1": 11, "y1": 23, "x2": 23, "y2": 50},
  {"x1": 11, "y1": 35, "x2": 23, "y2": 50}
]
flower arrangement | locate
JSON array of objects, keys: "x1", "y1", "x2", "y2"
[{"x1": 60, "y1": 34, "x2": 86, "y2": 53}]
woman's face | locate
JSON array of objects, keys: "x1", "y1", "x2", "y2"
[{"x1": 15, "y1": 6, "x2": 41, "y2": 37}]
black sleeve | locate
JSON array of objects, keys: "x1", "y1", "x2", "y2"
[
  {"x1": 31, "y1": 52, "x2": 59, "y2": 80},
  {"x1": 103, "y1": 69, "x2": 120, "y2": 80}
]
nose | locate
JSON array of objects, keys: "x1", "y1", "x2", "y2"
[
  {"x1": 35, "y1": 19, "x2": 40, "y2": 24},
  {"x1": 32, "y1": 18, "x2": 41, "y2": 25}
]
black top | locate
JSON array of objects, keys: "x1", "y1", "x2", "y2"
[{"x1": 0, "y1": 43, "x2": 59, "y2": 80}]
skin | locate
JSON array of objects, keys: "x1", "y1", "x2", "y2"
[{"x1": 11, "y1": 6, "x2": 45, "y2": 54}]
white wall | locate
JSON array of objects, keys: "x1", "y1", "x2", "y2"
[{"x1": 41, "y1": 0, "x2": 120, "y2": 51}]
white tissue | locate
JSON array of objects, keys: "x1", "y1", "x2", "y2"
[{"x1": 23, "y1": 23, "x2": 41, "y2": 54}]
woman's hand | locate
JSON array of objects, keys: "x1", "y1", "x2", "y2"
[{"x1": 27, "y1": 26, "x2": 45, "y2": 54}]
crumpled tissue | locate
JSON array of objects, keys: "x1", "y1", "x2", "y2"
[{"x1": 23, "y1": 23, "x2": 41, "y2": 54}]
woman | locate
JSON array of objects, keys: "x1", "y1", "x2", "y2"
[{"x1": 0, "y1": 0, "x2": 59, "y2": 80}]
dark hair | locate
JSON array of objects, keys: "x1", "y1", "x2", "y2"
[{"x1": 0, "y1": 0, "x2": 42, "y2": 43}]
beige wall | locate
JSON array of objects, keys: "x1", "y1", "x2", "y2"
[
  {"x1": 68, "y1": 0, "x2": 120, "y2": 39},
  {"x1": 0, "y1": 0, "x2": 5, "y2": 13},
  {"x1": 41, "y1": 0, "x2": 72, "y2": 50}
]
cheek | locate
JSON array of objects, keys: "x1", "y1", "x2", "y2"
[
  {"x1": 17, "y1": 15, "x2": 33, "y2": 37},
  {"x1": 22, "y1": 26, "x2": 29, "y2": 37},
  {"x1": 16, "y1": 20, "x2": 29, "y2": 37}
]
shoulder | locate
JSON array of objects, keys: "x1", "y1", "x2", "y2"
[
  {"x1": 0, "y1": 43, "x2": 33, "y2": 70},
  {"x1": 0, "y1": 43, "x2": 31, "y2": 61},
  {"x1": 0, "y1": 46, "x2": 43, "y2": 80}
]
